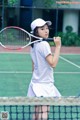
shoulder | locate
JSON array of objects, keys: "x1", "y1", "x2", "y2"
[
  {"x1": 41, "y1": 41, "x2": 49, "y2": 45},
  {"x1": 38, "y1": 41, "x2": 51, "y2": 57},
  {"x1": 30, "y1": 41, "x2": 50, "y2": 52},
  {"x1": 39, "y1": 41, "x2": 50, "y2": 48}
]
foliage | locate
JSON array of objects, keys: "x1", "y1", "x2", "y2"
[
  {"x1": 65, "y1": 25, "x2": 73, "y2": 33},
  {"x1": 49, "y1": 41, "x2": 55, "y2": 46},
  {"x1": 8, "y1": 0, "x2": 18, "y2": 6},
  {"x1": 57, "y1": 32, "x2": 80, "y2": 46},
  {"x1": 43, "y1": 0, "x2": 54, "y2": 8},
  {"x1": 33, "y1": 0, "x2": 55, "y2": 8},
  {"x1": 56, "y1": 25, "x2": 80, "y2": 46}
]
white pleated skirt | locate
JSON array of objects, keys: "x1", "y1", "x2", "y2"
[{"x1": 27, "y1": 82, "x2": 61, "y2": 97}]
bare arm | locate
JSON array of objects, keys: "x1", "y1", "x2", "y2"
[{"x1": 46, "y1": 37, "x2": 61, "y2": 68}]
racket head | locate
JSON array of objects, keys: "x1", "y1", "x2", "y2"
[{"x1": 0, "y1": 26, "x2": 31, "y2": 50}]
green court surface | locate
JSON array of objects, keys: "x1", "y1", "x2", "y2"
[{"x1": 0, "y1": 52, "x2": 80, "y2": 97}]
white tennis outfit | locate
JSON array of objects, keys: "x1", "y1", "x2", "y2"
[{"x1": 27, "y1": 41, "x2": 61, "y2": 97}]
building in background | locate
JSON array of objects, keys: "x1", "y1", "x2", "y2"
[
  {"x1": 0, "y1": 0, "x2": 80, "y2": 36},
  {"x1": 0, "y1": 0, "x2": 32, "y2": 31},
  {"x1": 32, "y1": 0, "x2": 80, "y2": 36}
]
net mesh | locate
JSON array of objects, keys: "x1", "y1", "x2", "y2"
[{"x1": 0, "y1": 97, "x2": 80, "y2": 120}]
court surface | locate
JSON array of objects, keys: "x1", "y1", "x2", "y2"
[{"x1": 0, "y1": 47, "x2": 80, "y2": 97}]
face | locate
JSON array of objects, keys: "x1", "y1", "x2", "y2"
[{"x1": 37, "y1": 24, "x2": 49, "y2": 39}]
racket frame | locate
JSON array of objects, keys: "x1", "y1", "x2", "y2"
[{"x1": 0, "y1": 26, "x2": 53, "y2": 50}]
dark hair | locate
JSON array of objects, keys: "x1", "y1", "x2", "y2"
[
  {"x1": 31, "y1": 24, "x2": 50, "y2": 48},
  {"x1": 31, "y1": 27, "x2": 39, "y2": 48}
]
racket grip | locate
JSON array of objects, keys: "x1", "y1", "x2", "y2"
[{"x1": 43, "y1": 38, "x2": 53, "y2": 41}]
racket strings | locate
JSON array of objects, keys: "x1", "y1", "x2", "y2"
[{"x1": 0, "y1": 28, "x2": 30, "y2": 49}]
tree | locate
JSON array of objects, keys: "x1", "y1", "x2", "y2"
[
  {"x1": 33, "y1": 0, "x2": 55, "y2": 8},
  {"x1": 8, "y1": 0, "x2": 18, "y2": 6},
  {"x1": 43, "y1": 0, "x2": 55, "y2": 8}
]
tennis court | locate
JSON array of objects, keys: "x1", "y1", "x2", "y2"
[
  {"x1": 0, "y1": 46, "x2": 80, "y2": 97},
  {"x1": 0, "y1": 46, "x2": 80, "y2": 120}
]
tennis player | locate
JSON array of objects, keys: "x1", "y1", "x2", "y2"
[{"x1": 27, "y1": 18, "x2": 61, "y2": 120}]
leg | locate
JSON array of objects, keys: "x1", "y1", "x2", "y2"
[
  {"x1": 39, "y1": 105, "x2": 49, "y2": 120},
  {"x1": 33, "y1": 106, "x2": 39, "y2": 120},
  {"x1": 33, "y1": 105, "x2": 49, "y2": 120}
]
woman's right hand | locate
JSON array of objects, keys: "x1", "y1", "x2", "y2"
[{"x1": 53, "y1": 37, "x2": 61, "y2": 48}]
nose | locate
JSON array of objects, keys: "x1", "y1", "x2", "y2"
[{"x1": 45, "y1": 29, "x2": 48, "y2": 33}]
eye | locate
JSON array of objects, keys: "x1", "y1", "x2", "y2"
[
  {"x1": 41, "y1": 28, "x2": 44, "y2": 30},
  {"x1": 40, "y1": 27, "x2": 44, "y2": 30}
]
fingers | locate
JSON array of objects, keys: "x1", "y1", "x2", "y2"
[
  {"x1": 54, "y1": 36, "x2": 61, "y2": 41},
  {"x1": 53, "y1": 36, "x2": 61, "y2": 47}
]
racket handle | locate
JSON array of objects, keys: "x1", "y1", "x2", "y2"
[{"x1": 43, "y1": 38, "x2": 53, "y2": 41}]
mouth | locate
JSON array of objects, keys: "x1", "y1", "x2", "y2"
[
  {"x1": 45, "y1": 34, "x2": 49, "y2": 37},
  {"x1": 41, "y1": 34, "x2": 49, "y2": 39}
]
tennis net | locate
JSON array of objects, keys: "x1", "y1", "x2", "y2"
[{"x1": 0, "y1": 97, "x2": 80, "y2": 120}]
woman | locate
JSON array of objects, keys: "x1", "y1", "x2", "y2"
[{"x1": 27, "y1": 18, "x2": 61, "y2": 120}]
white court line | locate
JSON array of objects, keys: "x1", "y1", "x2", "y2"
[
  {"x1": 60, "y1": 56, "x2": 80, "y2": 69},
  {"x1": 0, "y1": 71, "x2": 80, "y2": 74},
  {"x1": 54, "y1": 72, "x2": 80, "y2": 74}
]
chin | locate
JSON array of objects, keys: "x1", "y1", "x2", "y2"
[{"x1": 43, "y1": 36, "x2": 48, "y2": 39}]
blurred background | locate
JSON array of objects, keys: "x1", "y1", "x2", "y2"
[
  {"x1": 0, "y1": 0, "x2": 80, "y2": 46},
  {"x1": 0, "y1": 0, "x2": 80, "y2": 97}
]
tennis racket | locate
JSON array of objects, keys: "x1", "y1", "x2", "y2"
[{"x1": 0, "y1": 26, "x2": 53, "y2": 50}]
